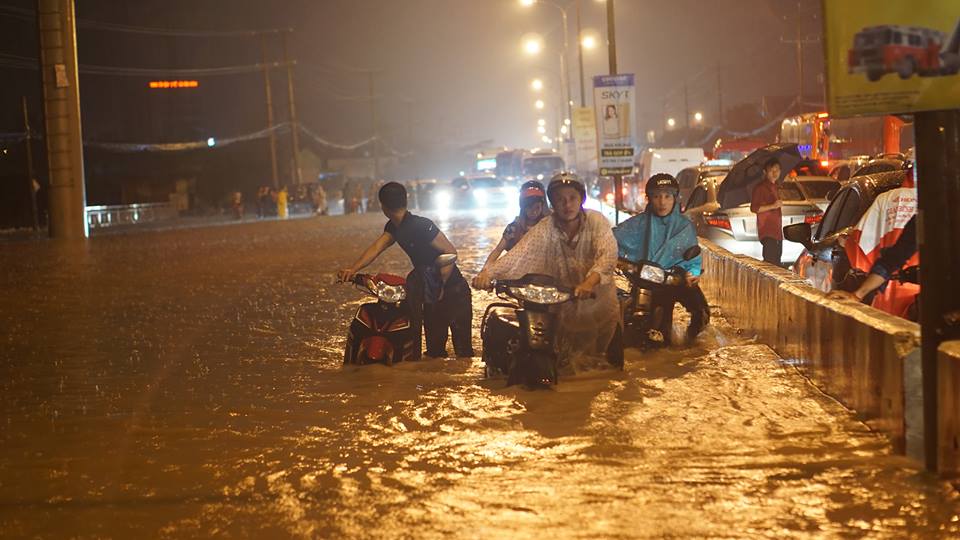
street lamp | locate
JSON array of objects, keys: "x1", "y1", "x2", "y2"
[
  {"x1": 522, "y1": 34, "x2": 544, "y2": 55},
  {"x1": 538, "y1": 118, "x2": 546, "y2": 126},
  {"x1": 694, "y1": 111, "x2": 704, "y2": 123},
  {"x1": 667, "y1": 117, "x2": 676, "y2": 129},
  {"x1": 537, "y1": 125, "x2": 547, "y2": 134},
  {"x1": 519, "y1": 0, "x2": 572, "y2": 119},
  {"x1": 535, "y1": 99, "x2": 545, "y2": 109},
  {"x1": 581, "y1": 33, "x2": 597, "y2": 50}
]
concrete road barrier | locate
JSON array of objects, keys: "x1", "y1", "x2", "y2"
[
  {"x1": 698, "y1": 239, "x2": 922, "y2": 457},
  {"x1": 939, "y1": 341, "x2": 960, "y2": 477}
]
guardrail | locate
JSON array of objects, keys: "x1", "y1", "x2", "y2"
[{"x1": 85, "y1": 203, "x2": 178, "y2": 229}]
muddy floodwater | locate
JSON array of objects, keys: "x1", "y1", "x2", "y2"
[{"x1": 1, "y1": 211, "x2": 958, "y2": 538}]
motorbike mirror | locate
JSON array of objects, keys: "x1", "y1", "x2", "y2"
[
  {"x1": 783, "y1": 222, "x2": 813, "y2": 250},
  {"x1": 682, "y1": 245, "x2": 701, "y2": 261},
  {"x1": 435, "y1": 253, "x2": 458, "y2": 267}
]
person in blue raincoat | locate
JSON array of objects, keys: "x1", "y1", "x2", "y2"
[{"x1": 613, "y1": 173, "x2": 710, "y2": 344}]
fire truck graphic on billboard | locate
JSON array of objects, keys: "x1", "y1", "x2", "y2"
[{"x1": 848, "y1": 18, "x2": 960, "y2": 81}]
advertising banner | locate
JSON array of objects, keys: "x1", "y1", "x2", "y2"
[
  {"x1": 572, "y1": 107, "x2": 598, "y2": 173},
  {"x1": 593, "y1": 74, "x2": 636, "y2": 176},
  {"x1": 824, "y1": 0, "x2": 960, "y2": 117}
]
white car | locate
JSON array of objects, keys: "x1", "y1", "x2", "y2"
[{"x1": 685, "y1": 177, "x2": 823, "y2": 265}]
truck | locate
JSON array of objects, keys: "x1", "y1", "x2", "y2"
[{"x1": 848, "y1": 18, "x2": 960, "y2": 81}]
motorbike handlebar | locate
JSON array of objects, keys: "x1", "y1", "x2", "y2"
[{"x1": 491, "y1": 279, "x2": 595, "y2": 300}]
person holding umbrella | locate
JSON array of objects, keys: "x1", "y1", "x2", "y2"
[{"x1": 750, "y1": 158, "x2": 784, "y2": 266}]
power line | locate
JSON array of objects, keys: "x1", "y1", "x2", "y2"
[{"x1": 0, "y1": 52, "x2": 286, "y2": 77}]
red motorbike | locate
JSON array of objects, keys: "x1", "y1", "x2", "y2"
[{"x1": 342, "y1": 273, "x2": 416, "y2": 365}]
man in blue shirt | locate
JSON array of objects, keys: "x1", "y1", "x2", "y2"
[
  {"x1": 338, "y1": 182, "x2": 473, "y2": 360},
  {"x1": 613, "y1": 173, "x2": 709, "y2": 345}
]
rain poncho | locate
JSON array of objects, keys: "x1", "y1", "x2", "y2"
[
  {"x1": 613, "y1": 204, "x2": 702, "y2": 276},
  {"x1": 486, "y1": 210, "x2": 619, "y2": 367}
]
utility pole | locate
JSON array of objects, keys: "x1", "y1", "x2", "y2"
[
  {"x1": 914, "y1": 109, "x2": 960, "y2": 473},
  {"x1": 22, "y1": 96, "x2": 39, "y2": 231},
  {"x1": 576, "y1": 0, "x2": 585, "y2": 107},
  {"x1": 605, "y1": 0, "x2": 620, "y2": 223},
  {"x1": 780, "y1": 0, "x2": 819, "y2": 112},
  {"x1": 368, "y1": 71, "x2": 380, "y2": 181},
  {"x1": 260, "y1": 33, "x2": 279, "y2": 190},
  {"x1": 605, "y1": 0, "x2": 617, "y2": 75},
  {"x1": 281, "y1": 30, "x2": 302, "y2": 186},
  {"x1": 36, "y1": 0, "x2": 87, "y2": 239}
]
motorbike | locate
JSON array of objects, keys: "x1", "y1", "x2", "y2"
[
  {"x1": 616, "y1": 245, "x2": 701, "y2": 349},
  {"x1": 341, "y1": 254, "x2": 457, "y2": 366},
  {"x1": 342, "y1": 272, "x2": 416, "y2": 365},
  {"x1": 480, "y1": 273, "x2": 579, "y2": 388}
]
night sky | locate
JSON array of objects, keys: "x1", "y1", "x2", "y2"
[{"x1": 0, "y1": 0, "x2": 824, "y2": 180}]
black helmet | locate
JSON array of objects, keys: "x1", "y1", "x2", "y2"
[
  {"x1": 546, "y1": 172, "x2": 586, "y2": 206},
  {"x1": 644, "y1": 173, "x2": 680, "y2": 200},
  {"x1": 519, "y1": 180, "x2": 547, "y2": 208}
]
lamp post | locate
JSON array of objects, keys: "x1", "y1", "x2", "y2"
[{"x1": 519, "y1": 0, "x2": 572, "y2": 123}]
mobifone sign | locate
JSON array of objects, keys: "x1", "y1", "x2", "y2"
[{"x1": 593, "y1": 74, "x2": 636, "y2": 176}]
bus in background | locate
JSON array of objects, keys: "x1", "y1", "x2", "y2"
[
  {"x1": 778, "y1": 112, "x2": 913, "y2": 165},
  {"x1": 474, "y1": 150, "x2": 500, "y2": 174},
  {"x1": 495, "y1": 148, "x2": 525, "y2": 182},
  {"x1": 520, "y1": 149, "x2": 565, "y2": 182}
]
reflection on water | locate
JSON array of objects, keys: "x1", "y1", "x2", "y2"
[{"x1": 1, "y1": 211, "x2": 958, "y2": 538}]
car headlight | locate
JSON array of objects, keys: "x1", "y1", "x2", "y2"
[
  {"x1": 473, "y1": 189, "x2": 488, "y2": 203},
  {"x1": 434, "y1": 190, "x2": 451, "y2": 206},
  {"x1": 376, "y1": 282, "x2": 406, "y2": 303},
  {"x1": 638, "y1": 264, "x2": 666, "y2": 284},
  {"x1": 509, "y1": 284, "x2": 571, "y2": 304}
]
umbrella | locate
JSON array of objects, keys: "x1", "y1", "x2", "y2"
[{"x1": 716, "y1": 143, "x2": 802, "y2": 209}]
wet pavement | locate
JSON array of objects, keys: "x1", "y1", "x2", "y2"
[{"x1": 1, "y1": 210, "x2": 959, "y2": 539}]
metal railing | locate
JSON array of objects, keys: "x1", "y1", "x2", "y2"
[{"x1": 85, "y1": 202, "x2": 178, "y2": 229}]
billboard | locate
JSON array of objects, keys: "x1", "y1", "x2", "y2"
[
  {"x1": 593, "y1": 74, "x2": 636, "y2": 176},
  {"x1": 824, "y1": 0, "x2": 960, "y2": 117},
  {"x1": 572, "y1": 107, "x2": 598, "y2": 174}
]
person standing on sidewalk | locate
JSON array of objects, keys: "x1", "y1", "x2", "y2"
[{"x1": 750, "y1": 158, "x2": 783, "y2": 266}]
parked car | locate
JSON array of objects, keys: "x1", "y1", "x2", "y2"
[
  {"x1": 851, "y1": 154, "x2": 910, "y2": 178},
  {"x1": 828, "y1": 155, "x2": 871, "y2": 181},
  {"x1": 676, "y1": 164, "x2": 731, "y2": 208},
  {"x1": 783, "y1": 169, "x2": 909, "y2": 295},
  {"x1": 684, "y1": 176, "x2": 823, "y2": 266},
  {"x1": 790, "y1": 176, "x2": 842, "y2": 212}
]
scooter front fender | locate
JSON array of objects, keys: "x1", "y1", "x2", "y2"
[{"x1": 518, "y1": 309, "x2": 558, "y2": 352}]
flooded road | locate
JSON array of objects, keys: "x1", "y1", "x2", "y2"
[{"x1": 1, "y1": 211, "x2": 958, "y2": 538}]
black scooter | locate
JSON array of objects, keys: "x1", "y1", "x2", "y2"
[
  {"x1": 617, "y1": 245, "x2": 701, "y2": 349},
  {"x1": 480, "y1": 273, "x2": 579, "y2": 388}
]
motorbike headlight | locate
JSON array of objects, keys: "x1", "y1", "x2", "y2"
[
  {"x1": 376, "y1": 282, "x2": 406, "y2": 303},
  {"x1": 509, "y1": 284, "x2": 571, "y2": 305},
  {"x1": 638, "y1": 264, "x2": 666, "y2": 284}
]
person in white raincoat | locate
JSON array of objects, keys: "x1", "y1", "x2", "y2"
[{"x1": 473, "y1": 173, "x2": 623, "y2": 369}]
